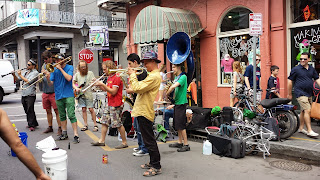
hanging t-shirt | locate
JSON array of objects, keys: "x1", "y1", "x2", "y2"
[
  {"x1": 221, "y1": 58, "x2": 234, "y2": 73},
  {"x1": 174, "y1": 74, "x2": 188, "y2": 105},
  {"x1": 107, "y1": 73, "x2": 124, "y2": 107},
  {"x1": 266, "y1": 76, "x2": 280, "y2": 99},
  {"x1": 50, "y1": 64, "x2": 74, "y2": 100}
]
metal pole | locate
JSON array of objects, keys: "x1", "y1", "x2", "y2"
[
  {"x1": 252, "y1": 36, "x2": 257, "y2": 112},
  {"x1": 37, "y1": 36, "x2": 41, "y2": 72}
]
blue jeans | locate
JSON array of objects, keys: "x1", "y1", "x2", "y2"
[
  {"x1": 133, "y1": 117, "x2": 148, "y2": 153},
  {"x1": 161, "y1": 109, "x2": 174, "y2": 131}
]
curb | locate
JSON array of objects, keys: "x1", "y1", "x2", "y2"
[{"x1": 270, "y1": 142, "x2": 320, "y2": 162}]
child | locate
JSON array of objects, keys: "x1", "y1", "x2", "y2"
[{"x1": 266, "y1": 65, "x2": 281, "y2": 99}]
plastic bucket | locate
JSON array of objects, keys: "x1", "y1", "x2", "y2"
[
  {"x1": 11, "y1": 132, "x2": 28, "y2": 157},
  {"x1": 42, "y1": 149, "x2": 68, "y2": 180}
]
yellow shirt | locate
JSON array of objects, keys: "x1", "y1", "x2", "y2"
[{"x1": 129, "y1": 69, "x2": 161, "y2": 122}]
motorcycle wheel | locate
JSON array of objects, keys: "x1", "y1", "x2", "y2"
[{"x1": 275, "y1": 111, "x2": 297, "y2": 139}]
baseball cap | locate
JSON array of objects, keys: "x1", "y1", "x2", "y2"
[
  {"x1": 224, "y1": 54, "x2": 230, "y2": 60},
  {"x1": 141, "y1": 51, "x2": 161, "y2": 63}
]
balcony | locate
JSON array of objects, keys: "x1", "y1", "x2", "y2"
[{"x1": 0, "y1": 9, "x2": 126, "y2": 36}]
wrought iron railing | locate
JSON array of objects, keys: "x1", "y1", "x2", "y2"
[{"x1": 0, "y1": 9, "x2": 126, "y2": 33}]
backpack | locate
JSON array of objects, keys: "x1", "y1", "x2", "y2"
[
  {"x1": 264, "y1": 117, "x2": 280, "y2": 141},
  {"x1": 219, "y1": 124, "x2": 234, "y2": 137}
]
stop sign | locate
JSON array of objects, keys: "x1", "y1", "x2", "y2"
[{"x1": 78, "y1": 49, "x2": 94, "y2": 64}]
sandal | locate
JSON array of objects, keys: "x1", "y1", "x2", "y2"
[
  {"x1": 141, "y1": 163, "x2": 152, "y2": 169},
  {"x1": 143, "y1": 167, "x2": 162, "y2": 177},
  {"x1": 81, "y1": 126, "x2": 88, "y2": 131},
  {"x1": 93, "y1": 126, "x2": 99, "y2": 132}
]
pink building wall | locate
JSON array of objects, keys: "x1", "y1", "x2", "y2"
[{"x1": 126, "y1": 0, "x2": 287, "y2": 108}]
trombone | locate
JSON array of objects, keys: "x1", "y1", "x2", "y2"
[
  {"x1": 21, "y1": 56, "x2": 72, "y2": 90},
  {"x1": 108, "y1": 67, "x2": 146, "y2": 76},
  {"x1": 1, "y1": 68, "x2": 27, "y2": 78}
]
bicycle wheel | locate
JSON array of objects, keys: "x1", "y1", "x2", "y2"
[
  {"x1": 231, "y1": 125, "x2": 257, "y2": 154},
  {"x1": 276, "y1": 111, "x2": 297, "y2": 139}
]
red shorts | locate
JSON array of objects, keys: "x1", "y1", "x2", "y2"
[{"x1": 42, "y1": 93, "x2": 57, "y2": 110}]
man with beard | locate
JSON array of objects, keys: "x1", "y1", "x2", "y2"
[
  {"x1": 73, "y1": 60, "x2": 98, "y2": 132},
  {"x1": 41, "y1": 50, "x2": 62, "y2": 135},
  {"x1": 44, "y1": 54, "x2": 80, "y2": 143}
]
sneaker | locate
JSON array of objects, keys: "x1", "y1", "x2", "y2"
[
  {"x1": 115, "y1": 144, "x2": 128, "y2": 149},
  {"x1": 133, "y1": 150, "x2": 149, "y2": 157},
  {"x1": 73, "y1": 136, "x2": 80, "y2": 144},
  {"x1": 169, "y1": 143, "x2": 183, "y2": 148},
  {"x1": 177, "y1": 145, "x2": 190, "y2": 152},
  {"x1": 133, "y1": 147, "x2": 140, "y2": 152},
  {"x1": 56, "y1": 134, "x2": 68, "y2": 141},
  {"x1": 57, "y1": 127, "x2": 62, "y2": 136},
  {"x1": 43, "y1": 127, "x2": 53, "y2": 133},
  {"x1": 307, "y1": 131, "x2": 319, "y2": 137},
  {"x1": 298, "y1": 129, "x2": 308, "y2": 135},
  {"x1": 29, "y1": 127, "x2": 35, "y2": 131}
]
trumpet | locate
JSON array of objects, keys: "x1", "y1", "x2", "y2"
[
  {"x1": 108, "y1": 67, "x2": 146, "y2": 76},
  {"x1": 1, "y1": 68, "x2": 27, "y2": 78},
  {"x1": 21, "y1": 56, "x2": 72, "y2": 90}
]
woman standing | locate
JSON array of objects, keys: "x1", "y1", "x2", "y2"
[
  {"x1": 157, "y1": 65, "x2": 166, "y2": 108},
  {"x1": 230, "y1": 61, "x2": 244, "y2": 107}
]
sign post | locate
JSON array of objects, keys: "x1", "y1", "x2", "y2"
[
  {"x1": 249, "y1": 13, "x2": 263, "y2": 112},
  {"x1": 78, "y1": 49, "x2": 94, "y2": 64}
]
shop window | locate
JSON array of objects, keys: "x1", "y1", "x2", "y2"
[
  {"x1": 292, "y1": 0, "x2": 320, "y2": 23},
  {"x1": 138, "y1": 43, "x2": 158, "y2": 59},
  {"x1": 220, "y1": 8, "x2": 251, "y2": 32},
  {"x1": 218, "y1": 7, "x2": 257, "y2": 86}
]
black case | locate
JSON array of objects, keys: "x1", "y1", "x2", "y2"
[
  {"x1": 221, "y1": 107, "x2": 234, "y2": 124},
  {"x1": 230, "y1": 138, "x2": 246, "y2": 159}
]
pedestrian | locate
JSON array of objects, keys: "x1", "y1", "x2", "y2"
[
  {"x1": 244, "y1": 54, "x2": 261, "y2": 90},
  {"x1": 44, "y1": 54, "x2": 80, "y2": 143},
  {"x1": 166, "y1": 63, "x2": 190, "y2": 152},
  {"x1": 266, "y1": 65, "x2": 281, "y2": 99},
  {"x1": 288, "y1": 52, "x2": 320, "y2": 137},
  {"x1": 91, "y1": 61, "x2": 128, "y2": 149},
  {"x1": 127, "y1": 51, "x2": 162, "y2": 176},
  {"x1": 73, "y1": 60, "x2": 98, "y2": 132},
  {"x1": 125, "y1": 53, "x2": 149, "y2": 156},
  {"x1": 12, "y1": 59, "x2": 39, "y2": 131},
  {"x1": 230, "y1": 61, "x2": 244, "y2": 106},
  {"x1": 41, "y1": 51, "x2": 62, "y2": 135},
  {"x1": 0, "y1": 108, "x2": 51, "y2": 180}
]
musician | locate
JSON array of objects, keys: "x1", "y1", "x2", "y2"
[
  {"x1": 44, "y1": 53, "x2": 80, "y2": 144},
  {"x1": 73, "y1": 60, "x2": 98, "y2": 132},
  {"x1": 41, "y1": 50, "x2": 61, "y2": 135},
  {"x1": 126, "y1": 53, "x2": 148, "y2": 157},
  {"x1": 127, "y1": 51, "x2": 162, "y2": 177},
  {"x1": 91, "y1": 61, "x2": 128, "y2": 149},
  {"x1": 166, "y1": 63, "x2": 190, "y2": 152},
  {"x1": 12, "y1": 59, "x2": 39, "y2": 131}
]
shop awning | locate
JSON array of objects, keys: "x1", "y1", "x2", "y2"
[
  {"x1": 133, "y1": 5, "x2": 202, "y2": 44},
  {"x1": 122, "y1": 36, "x2": 127, "y2": 54}
]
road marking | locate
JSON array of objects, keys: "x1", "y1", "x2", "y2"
[
  {"x1": 76, "y1": 120, "x2": 178, "y2": 151},
  {"x1": 290, "y1": 136, "x2": 320, "y2": 142},
  {"x1": 10, "y1": 117, "x2": 50, "y2": 122}
]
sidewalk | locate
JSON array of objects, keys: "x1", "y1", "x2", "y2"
[{"x1": 270, "y1": 120, "x2": 320, "y2": 162}]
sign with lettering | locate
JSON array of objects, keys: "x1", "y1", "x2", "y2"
[
  {"x1": 79, "y1": 49, "x2": 94, "y2": 64},
  {"x1": 249, "y1": 13, "x2": 263, "y2": 36},
  {"x1": 16, "y1": 9, "x2": 39, "y2": 27},
  {"x1": 89, "y1": 26, "x2": 109, "y2": 46},
  {"x1": 3, "y1": 53, "x2": 16, "y2": 60}
]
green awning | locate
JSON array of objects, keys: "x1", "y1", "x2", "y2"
[{"x1": 133, "y1": 5, "x2": 202, "y2": 44}]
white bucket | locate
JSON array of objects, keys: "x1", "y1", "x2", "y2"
[{"x1": 42, "y1": 149, "x2": 68, "y2": 180}]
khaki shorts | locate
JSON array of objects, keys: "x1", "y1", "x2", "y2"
[
  {"x1": 297, "y1": 96, "x2": 312, "y2": 111},
  {"x1": 102, "y1": 105, "x2": 123, "y2": 128}
]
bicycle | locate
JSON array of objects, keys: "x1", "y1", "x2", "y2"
[
  {"x1": 231, "y1": 119, "x2": 277, "y2": 159},
  {"x1": 93, "y1": 90, "x2": 106, "y2": 124}
]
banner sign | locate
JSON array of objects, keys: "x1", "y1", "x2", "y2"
[
  {"x1": 36, "y1": 0, "x2": 60, "y2": 4},
  {"x1": 89, "y1": 26, "x2": 109, "y2": 46},
  {"x1": 16, "y1": 9, "x2": 39, "y2": 27}
]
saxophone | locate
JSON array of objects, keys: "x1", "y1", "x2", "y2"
[{"x1": 119, "y1": 75, "x2": 134, "y2": 108}]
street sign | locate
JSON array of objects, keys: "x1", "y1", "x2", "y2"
[
  {"x1": 3, "y1": 53, "x2": 16, "y2": 60},
  {"x1": 78, "y1": 49, "x2": 94, "y2": 64},
  {"x1": 249, "y1": 13, "x2": 263, "y2": 36},
  {"x1": 56, "y1": 43, "x2": 69, "y2": 49}
]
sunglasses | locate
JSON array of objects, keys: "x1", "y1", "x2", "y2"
[
  {"x1": 256, "y1": 59, "x2": 261, "y2": 61},
  {"x1": 27, "y1": 64, "x2": 32, "y2": 66},
  {"x1": 300, "y1": 58, "x2": 308, "y2": 61}
]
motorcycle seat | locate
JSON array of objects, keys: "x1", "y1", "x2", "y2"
[
  {"x1": 260, "y1": 98, "x2": 291, "y2": 109},
  {"x1": 253, "y1": 119, "x2": 268, "y2": 126}
]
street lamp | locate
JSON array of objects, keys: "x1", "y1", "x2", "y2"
[{"x1": 80, "y1": 19, "x2": 90, "y2": 48}]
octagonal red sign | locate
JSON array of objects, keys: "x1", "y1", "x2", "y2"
[{"x1": 78, "y1": 49, "x2": 94, "y2": 64}]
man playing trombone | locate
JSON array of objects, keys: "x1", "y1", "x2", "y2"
[
  {"x1": 12, "y1": 59, "x2": 39, "y2": 131},
  {"x1": 73, "y1": 60, "x2": 98, "y2": 132},
  {"x1": 44, "y1": 53, "x2": 80, "y2": 144},
  {"x1": 41, "y1": 50, "x2": 62, "y2": 135}
]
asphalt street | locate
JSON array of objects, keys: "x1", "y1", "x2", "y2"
[{"x1": 0, "y1": 92, "x2": 320, "y2": 180}]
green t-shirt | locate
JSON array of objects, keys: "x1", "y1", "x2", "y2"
[
  {"x1": 174, "y1": 74, "x2": 188, "y2": 105},
  {"x1": 74, "y1": 71, "x2": 95, "y2": 100}
]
